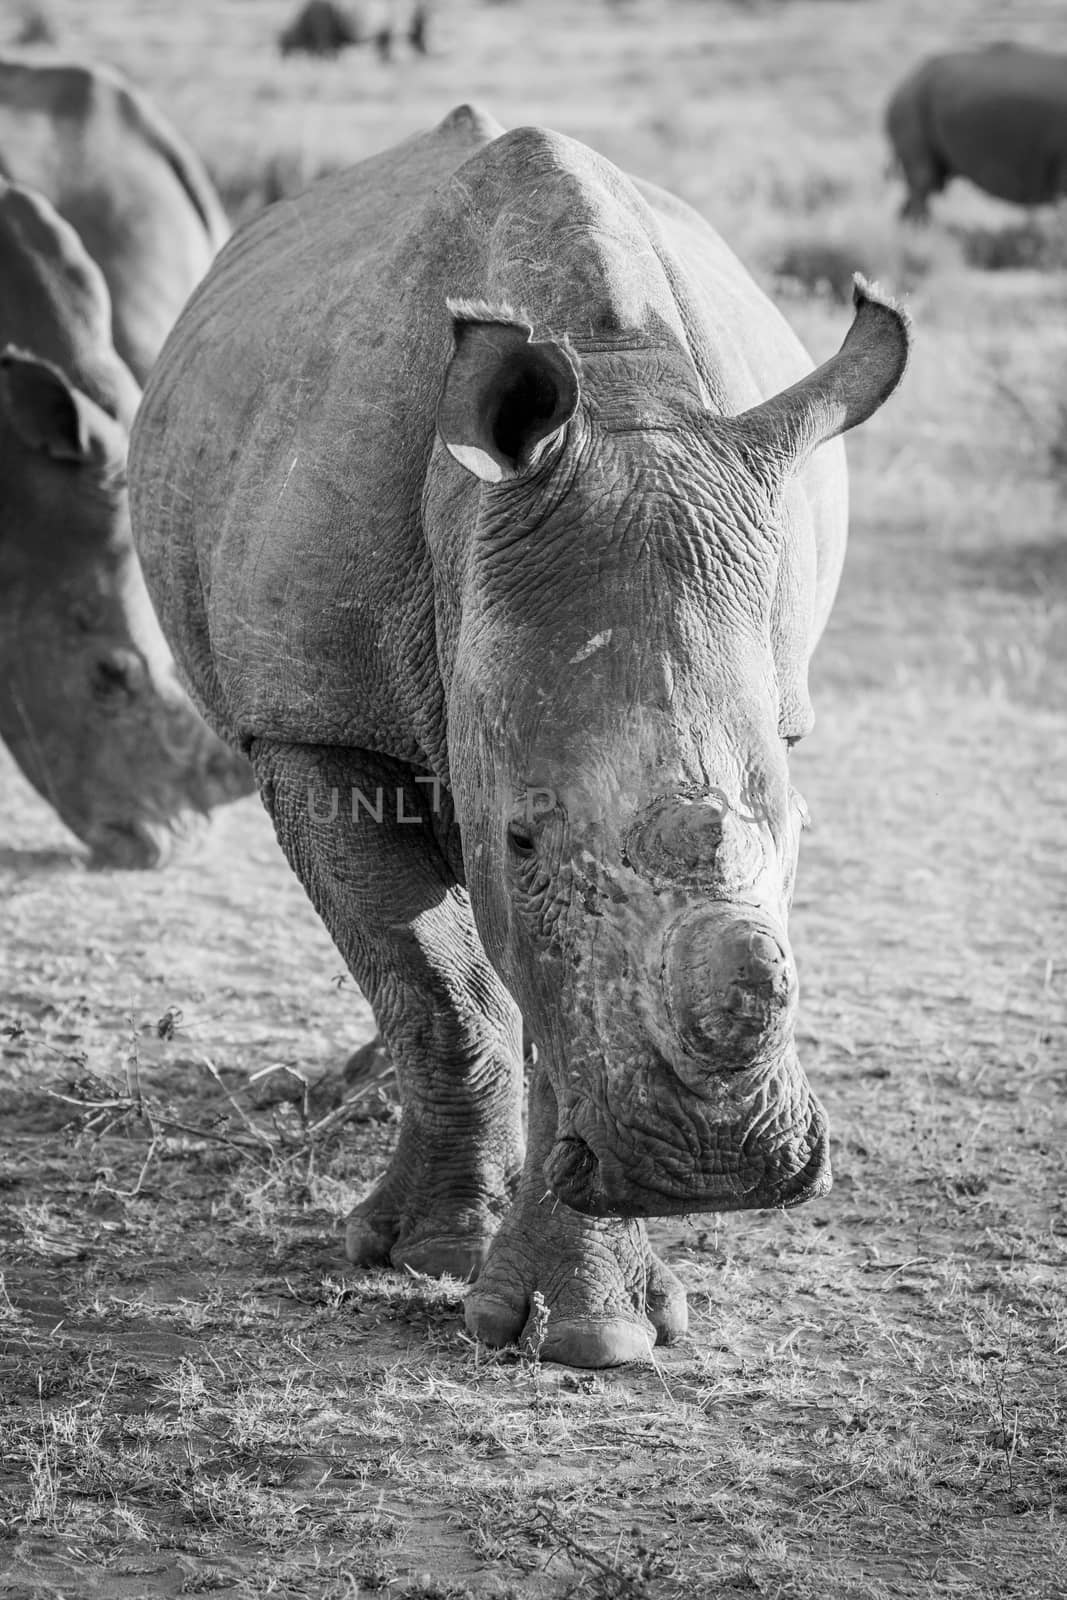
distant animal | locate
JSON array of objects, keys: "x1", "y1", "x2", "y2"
[
  {"x1": 278, "y1": 0, "x2": 429, "y2": 62},
  {"x1": 886, "y1": 44, "x2": 1067, "y2": 220},
  {"x1": 130, "y1": 105, "x2": 908, "y2": 1365},
  {"x1": 0, "y1": 55, "x2": 229, "y2": 385},
  {"x1": 12, "y1": 9, "x2": 57, "y2": 48},
  {"x1": 279, "y1": 0, "x2": 359, "y2": 58},
  {"x1": 0, "y1": 177, "x2": 252, "y2": 867}
]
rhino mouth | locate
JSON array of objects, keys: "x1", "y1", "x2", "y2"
[
  {"x1": 543, "y1": 1099, "x2": 832, "y2": 1218},
  {"x1": 86, "y1": 817, "x2": 176, "y2": 871}
]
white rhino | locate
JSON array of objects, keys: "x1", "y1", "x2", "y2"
[
  {"x1": 886, "y1": 44, "x2": 1067, "y2": 220},
  {"x1": 0, "y1": 178, "x2": 250, "y2": 866},
  {"x1": 130, "y1": 107, "x2": 909, "y2": 1365}
]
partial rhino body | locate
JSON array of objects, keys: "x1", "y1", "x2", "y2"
[
  {"x1": 886, "y1": 44, "x2": 1067, "y2": 219},
  {"x1": 0, "y1": 55, "x2": 229, "y2": 383},
  {"x1": 0, "y1": 177, "x2": 251, "y2": 867},
  {"x1": 131, "y1": 106, "x2": 909, "y2": 1364}
]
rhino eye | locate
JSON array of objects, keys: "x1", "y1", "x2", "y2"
[
  {"x1": 507, "y1": 819, "x2": 537, "y2": 858},
  {"x1": 91, "y1": 650, "x2": 144, "y2": 702}
]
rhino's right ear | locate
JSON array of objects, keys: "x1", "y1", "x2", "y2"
[
  {"x1": 0, "y1": 346, "x2": 113, "y2": 466},
  {"x1": 437, "y1": 307, "x2": 580, "y2": 484},
  {"x1": 733, "y1": 277, "x2": 912, "y2": 475}
]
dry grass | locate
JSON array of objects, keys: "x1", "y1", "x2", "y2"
[{"x1": 2, "y1": 0, "x2": 1067, "y2": 1596}]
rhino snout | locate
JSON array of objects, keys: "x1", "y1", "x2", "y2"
[{"x1": 664, "y1": 905, "x2": 798, "y2": 1073}]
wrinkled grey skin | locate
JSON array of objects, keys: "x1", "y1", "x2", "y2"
[
  {"x1": 886, "y1": 44, "x2": 1067, "y2": 220},
  {"x1": 0, "y1": 178, "x2": 251, "y2": 868},
  {"x1": 131, "y1": 106, "x2": 909, "y2": 1364},
  {"x1": 0, "y1": 55, "x2": 229, "y2": 384}
]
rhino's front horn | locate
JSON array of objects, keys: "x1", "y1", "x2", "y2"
[
  {"x1": 664, "y1": 905, "x2": 798, "y2": 1076},
  {"x1": 626, "y1": 792, "x2": 764, "y2": 895}
]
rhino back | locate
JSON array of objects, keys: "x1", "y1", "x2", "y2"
[
  {"x1": 132, "y1": 107, "x2": 841, "y2": 762},
  {"x1": 928, "y1": 47, "x2": 1067, "y2": 203},
  {"x1": 0, "y1": 56, "x2": 226, "y2": 382}
]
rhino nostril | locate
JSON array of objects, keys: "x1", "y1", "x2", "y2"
[{"x1": 665, "y1": 908, "x2": 798, "y2": 1069}]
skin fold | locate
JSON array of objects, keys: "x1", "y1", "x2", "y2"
[{"x1": 130, "y1": 106, "x2": 910, "y2": 1365}]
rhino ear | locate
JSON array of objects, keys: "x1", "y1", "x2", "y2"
[
  {"x1": 0, "y1": 346, "x2": 127, "y2": 478},
  {"x1": 1, "y1": 346, "x2": 101, "y2": 463},
  {"x1": 734, "y1": 277, "x2": 911, "y2": 473},
  {"x1": 437, "y1": 307, "x2": 580, "y2": 484}
]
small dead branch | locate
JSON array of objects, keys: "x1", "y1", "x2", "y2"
[
  {"x1": 199, "y1": 1054, "x2": 278, "y2": 1150},
  {"x1": 984, "y1": 1307, "x2": 1022, "y2": 1494},
  {"x1": 528, "y1": 1502, "x2": 657, "y2": 1598}
]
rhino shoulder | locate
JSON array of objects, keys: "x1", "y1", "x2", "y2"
[
  {"x1": 98, "y1": 70, "x2": 229, "y2": 251},
  {"x1": 74, "y1": 59, "x2": 229, "y2": 252},
  {"x1": 0, "y1": 54, "x2": 229, "y2": 252}
]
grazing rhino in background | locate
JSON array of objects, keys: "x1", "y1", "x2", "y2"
[
  {"x1": 0, "y1": 55, "x2": 229, "y2": 384},
  {"x1": 886, "y1": 43, "x2": 1067, "y2": 220},
  {"x1": 130, "y1": 106, "x2": 910, "y2": 1365},
  {"x1": 0, "y1": 178, "x2": 252, "y2": 867},
  {"x1": 279, "y1": 0, "x2": 359, "y2": 58},
  {"x1": 279, "y1": 1, "x2": 428, "y2": 62}
]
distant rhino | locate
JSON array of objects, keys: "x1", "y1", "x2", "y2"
[
  {"x1": 0, "y1": 55, "x2": 229, "y2": 385},
  {"x1": 279, "y1": 0, "x2": 359, "y2": 58},
  {"x1": 0, "y1": 178, "x2": 252, "y2": 867},
  {"x1": 279, "y1": 0, "x2": 429, "y2": 62},
  {"x1": 886, "y1": 44, "x2": 1067, "y2": 220},
  {"x1": 131, "y1": 106, "x2": 908, "y2": 1365}
]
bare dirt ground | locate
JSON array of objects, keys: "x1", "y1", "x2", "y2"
[{"x1": 2, "y1": 2, "x2": 1066, "y2": 1596}]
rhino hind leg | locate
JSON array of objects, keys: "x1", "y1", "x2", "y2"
[
  {"x1": 898, "y1": 147, "x2": 949, "y2": 222},
  {"x1": 465, "y1": 1067, "x2": 689, "y2": 1367},
  {"x1": 252, "y1": 740, "x2": 525, "y2": 1281}
]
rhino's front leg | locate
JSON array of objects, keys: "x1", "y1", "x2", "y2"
[
  {"x1": 465, "y1": 1065, "x2": 689, "y2": 1367},
  {"x1": 251, "y1": 740, "x2": 524, "y2": 1279}
]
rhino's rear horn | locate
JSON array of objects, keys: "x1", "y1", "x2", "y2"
[
  {"x1": 733, "y1": 276, "x2": 912, "y2": 473},
  {"x1": 437, "y1": 310, "x2": 580, "y2": 484}
]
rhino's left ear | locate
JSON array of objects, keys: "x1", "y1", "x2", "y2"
[
  {"x1": 0, "y1": 347, "x2": 95, "y2": 462},
  {"x1": 437, "y1": 305, "x2": 580, "y2": 484},
  {"x1": 734, "y1": 276, "x2": 911, "y2": 474}
]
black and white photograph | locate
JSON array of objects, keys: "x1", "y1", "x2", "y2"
[{"x1": 0, "y1": 1, "x2": 1064, "y2": 1595}]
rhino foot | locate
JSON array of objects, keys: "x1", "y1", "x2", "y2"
[
  {"x1": 346, "y1": 1204, "x2": 495, "y2": 1282},
  {"x1": 345, "y1": 1127, "x2": 521, "y2": 1282},
  {"x1": 464, "y1": 1195, "x2": 688, "y2": 1368}
]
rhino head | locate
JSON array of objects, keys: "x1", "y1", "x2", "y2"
[
  {"x1": 0, "y1": 346, "x2": 253, "y2": 868},
  {"x1": 426, "y1": 280, "x2": 908, "y2": 1219}
]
